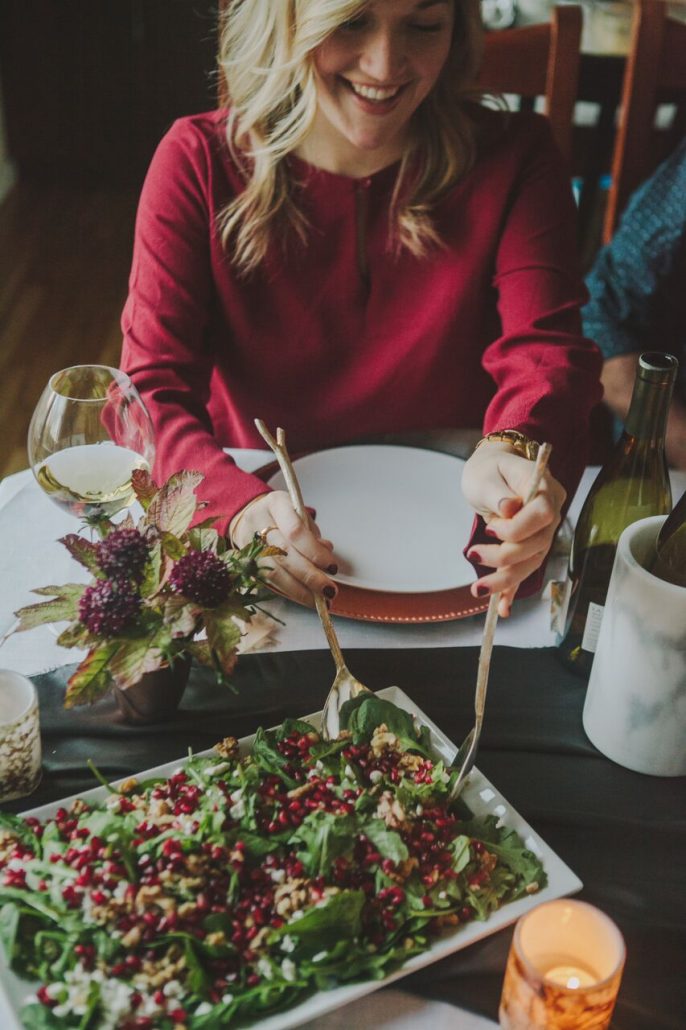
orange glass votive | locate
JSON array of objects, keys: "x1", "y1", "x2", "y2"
[{"x1": 499, "y1": 899, "x2": 625, "y2": 1029}]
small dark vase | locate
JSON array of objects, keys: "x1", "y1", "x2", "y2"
[{"x1": 112, "y1": 656, "x2": 192, "y2": 725}]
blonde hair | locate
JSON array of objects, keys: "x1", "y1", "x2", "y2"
[{"x1": 218, "y1": 0, "x2": 484, "y2": 273}]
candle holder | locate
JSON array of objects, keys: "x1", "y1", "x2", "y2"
[
  {"x1": 499, "y1": 899, "x2": 625, "y2": 1029},
  {"x1": 0, "y1": 670, "x2": 42, "y2": 803}
]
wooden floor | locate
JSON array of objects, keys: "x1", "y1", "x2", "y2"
[{"x1": 0, "y1": 180, "x2": 139, "y2": 479}]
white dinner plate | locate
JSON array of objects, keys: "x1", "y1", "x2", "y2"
[
  {"x1": 268, "y1": 446, "x2": 476, "y2": 593},
  {"x1": 0, "y1": 686, "x2": 582, "y2": 1030}
]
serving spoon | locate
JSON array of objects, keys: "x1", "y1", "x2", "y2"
[
  {"x1": 254, "y1": 420, "x2": 372, "y2": 739},
  {"x1": 448, "y1": 442, "x2": 552, "y2": 802}
]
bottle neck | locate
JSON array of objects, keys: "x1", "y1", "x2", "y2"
[{"x1": 624, "y1": 373, "x2": 675, "y2": 442}]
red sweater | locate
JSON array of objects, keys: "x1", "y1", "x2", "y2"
[{"x1": 121, "y1": 108, "x2": 602, "y2": 539}]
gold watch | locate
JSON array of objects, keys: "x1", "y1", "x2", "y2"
[{"x1": 475, "y1": 430, "x2": 540, "y2": 460}]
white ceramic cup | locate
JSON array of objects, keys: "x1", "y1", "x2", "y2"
[
  {"x1": 583, "y1": 516, "x2": 686, "y2": 776},
  {"x1": 0, "y1": 670, "x2": 42, "y2": 802}
]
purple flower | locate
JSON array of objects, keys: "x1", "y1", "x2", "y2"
[
  {"x1": 169, "y1": 551, "x2": 233, "y2": 608},
  {"x1": 96, "y1": 528, "x2": 150, "y2": 583},
  {"x1": 79, "y1": 580, "x2": 142, "y2": 635}
]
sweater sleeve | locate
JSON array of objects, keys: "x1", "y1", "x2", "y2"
[
  {"x1": 467, "y1": 118, "x2": 604, "y2": 596},
  {"x1": 120, "y1": 119, "x2": 270, "y2": 536},
  {"x1": 481, "y1": 116, "x2": 603, "y2": 501}
]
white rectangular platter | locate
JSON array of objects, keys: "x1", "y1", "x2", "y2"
[{"x1": 0, "y1": 686, "x2": 582, "y2": 1029}]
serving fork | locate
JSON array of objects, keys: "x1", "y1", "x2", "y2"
[
  {"x1": 448, "y1": 442, "x2": 552, "y2": 801},
  {"x1": 255, "y1": 420, "x2": 372, "y2": 739}
]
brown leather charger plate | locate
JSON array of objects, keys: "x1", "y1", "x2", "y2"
[{"x1": 254, "y1": 456, "x2": 487, "y2": 624}]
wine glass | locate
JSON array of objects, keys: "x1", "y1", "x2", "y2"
[{"x1": 27, "y1": 365, "x2": 155, "y2": 527}]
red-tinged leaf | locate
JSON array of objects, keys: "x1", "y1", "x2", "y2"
[
  {"x1": 14, "y1": 586, "x2": 85, "y2": 630},
  {"x1": 204, "y1": 611, "x2": 241, "y2": 675},
  {"x1": 131, "y1": 468, "x2": 158, "y2": 510},
  {"x1": 108, "y1": 639, "x2": 165, "y2": 690},
  {"x1": 185, "y1": 639, "x2": 213, "y2": 666},
  {"x1": 162, "y1": 596, "x2": 199, "y2": 638},
  {"x1": 140, "y1": 539, "x2": 162, "y2": 597},
  {"x1": 56, "y1": 622, "x2": 90, "y2": 648},
  {"x1": 64, "y1": 645, "x2": 118, "y2": 707},
  {"x1": 144, "y1": 471, "x2": 204, "y2": 537},
  {"x1": 188, "y1": 526, "x2": 220, "y2": 553},
  {"x1": 58, "y1": 533, "x2": 101, "y2": 573}
]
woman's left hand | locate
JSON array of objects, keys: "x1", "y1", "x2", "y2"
[{"x1": 461, "y1": 440, "x2": 566, "y2": 617}]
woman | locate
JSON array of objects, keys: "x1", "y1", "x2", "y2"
[{"x1": 120, "y1": 0, "x2": 602, "y2": 616}]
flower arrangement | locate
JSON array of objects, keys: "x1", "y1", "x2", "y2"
[{"x1": 14, "y1": 470, "x2": 277, "y2": 708}]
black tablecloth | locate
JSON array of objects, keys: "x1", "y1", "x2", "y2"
[{"x1": 4, "y1": 647, "x2": 685, "y2": 1029}]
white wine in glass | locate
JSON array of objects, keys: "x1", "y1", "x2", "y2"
[{"x1": 28, "y1": 365, "x2": 155, "y2": 524}]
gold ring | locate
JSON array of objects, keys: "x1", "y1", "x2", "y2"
[{"x1": 256, "y1": 525, "x2": 278, "y2": 546}]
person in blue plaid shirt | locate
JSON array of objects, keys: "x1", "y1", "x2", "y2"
[{"x1": 583, "y1": 135, "x2": 686, "y2": 469}]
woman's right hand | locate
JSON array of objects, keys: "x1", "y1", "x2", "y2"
[{"x1": 230, "y1": 491, "x2": 339, "y2": 607}]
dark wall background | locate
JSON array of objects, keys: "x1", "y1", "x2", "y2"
[{"x1": 0, "y1": 0, "x2": 220, "y2": 186}]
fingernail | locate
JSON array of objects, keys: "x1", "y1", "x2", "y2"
[
  {"x1": 467, "y1": 549, "x2": 482, "y2": 564},
  {"x1": 326, "y1": 563, "x2": 338, "y2": 575},
  {"x1": 484, "y1": 527, "x2": 499, "y2": 539},
  {"x1": 323, "y1": 585, "x2": 337, "y2": 600},
  {"x1": 498, "y1": 497, "x2": 512, "y2": 514},
  {"x1": 475, "y1": 584, "x2": 490, "y2": 597}
]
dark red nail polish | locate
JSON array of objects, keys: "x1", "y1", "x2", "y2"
[
  {"x1": 467, "y1": 549, "x2": 482, "y2": 564},
  {"x1": 484, "y1": 527, "x2": 499, "y2": 539},
  {"x1": 475, "y1": 584, "x2": 490, "y2": 597},
  {"x1": 327, "y1": 563, "x2": 338, "y2": 575},
  {"x1": 323, "y1": 585, "x2": 336, "y2": 599}
]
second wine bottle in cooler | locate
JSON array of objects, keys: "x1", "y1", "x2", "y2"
[{"x1": 557, "y1": 351, "x2": 678, "y2": 678}]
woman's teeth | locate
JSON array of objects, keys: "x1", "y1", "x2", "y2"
[{"x1": 349, "y1": 82, "x2": 400, "y2": 102}]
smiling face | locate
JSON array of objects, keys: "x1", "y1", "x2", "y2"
[{"x1": 301, "y1": 0, "x2": 455, "y2": 176}]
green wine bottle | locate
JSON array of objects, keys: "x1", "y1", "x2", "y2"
[
  {"x1": 650, "y1": 488, "x2": 686, "y2": 587},
  {"x1": 557, "y1": 351, "x2": 678, "y2": 678}
]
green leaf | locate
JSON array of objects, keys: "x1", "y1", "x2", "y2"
[
  {"x1": 277, "y1": 889, "x2": 365, "y2": 957},
  {"x1": 0, "y1": 902, "x2": 20, "y2": 963},
  {"x1": 363, "y1": 819, "x2": 409, "y2": 864},
  {"x1": 64, "y1": 644, "x2": 118, "y2": 707},
  {"x1": 19, "y1": 1004, "x2": 64, "y2": 1029},
  {"x1": 449, "y1": 835, "x2": 472, "y2": 874},
  {"x1": 58, "y1": 534, "x2": 101, "y2": 574},
  {"x1": 160, "y1": 531, "x2": 187, "y2": 560},
  {"x1": 143, "y1": 470, "x2": 203, "y2": 536},
  {"x1": 107, "y1": 638, "x2": 165, "y2": 690},
  {"x1": 340, "y1": 695, "x2": 431, "y2": 757},
  {"x1": 291, "y1": 811, "x2": 357, "y2": 878}
]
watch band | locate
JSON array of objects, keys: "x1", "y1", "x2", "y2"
[{"x1": 475, "y1": 430, "x2": 540, "y2": 460}]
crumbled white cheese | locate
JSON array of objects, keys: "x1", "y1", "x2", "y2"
[
  {"x1": 280, "y1": 934, "x2": 296, "y2": 953},
  {"x1": 229, "y1": 797, "x2": 246, "y2": 820},
  {"x1": 312, "y1": 950, "x2": 329, "y2": 963},
  {"x1": 269, "y1": 867, "x2": 286, "y2": 884},
  {"x1": 257, "y1": 956, "x2": 274, "y2": 980},
  {"x1": 369, "y1": 769, "x2": 383, "y2": 784},
  {"x1": 281, "y1": 958, "x2": 297, "y2": 982}
]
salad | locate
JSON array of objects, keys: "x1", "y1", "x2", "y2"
[{"x1": 0, "y1": 695, "x2": 545, "y2": 1029}]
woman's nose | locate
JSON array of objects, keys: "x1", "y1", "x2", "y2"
[{"x1": 359, "y1": 31, "x2": 407, "y2": 82}]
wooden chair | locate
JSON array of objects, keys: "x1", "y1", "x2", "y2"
[
  {"x1": 477, "y1": 5, "x2": 583, "y2": 165},
  {"x1": 602, "y1": 0, "x2": 686, "y2": 243}
]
